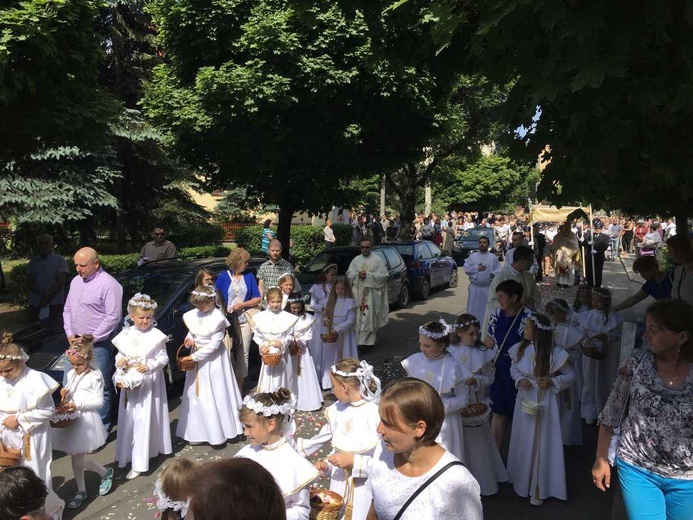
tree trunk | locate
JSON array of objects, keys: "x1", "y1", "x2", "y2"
[
  {"x1": 276, "y1": 204, "x2": 294, "y2": 260},
  {"x1": 675, "y1": 210, "x2": 689, "y2": 235}
]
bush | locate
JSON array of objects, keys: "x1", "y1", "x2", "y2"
[
  {"x1": 332, "y1": 224, "x2": 352, "y2": 246},
  {"x1": 177, "y1": 246, "x2": 232, "y2": 260},
  {"x1": 168, "y1": 223, "x2": 226, "y2": 248},
  {"x1": 235, "y1": 226, "x2": 263, "y2": 255}
]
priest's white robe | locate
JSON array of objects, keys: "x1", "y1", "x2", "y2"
[
  {"x1": 464, "y1": 251, "x2": 500, "y2": 322},
  {"x1": 347, "y1": 253, "x2": 389, "y2": 346}
]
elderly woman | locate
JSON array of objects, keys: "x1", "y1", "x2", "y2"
[
  {"x1": 667, "y1": 234, "x2": 693, "y2": 305},
  {"x1": 214, "y1": 248, "x2": 261, "y2": 391},
  {"x1": 592, "y1": 300, "x2": 693, "y2": 520},
  {"x1": 551, "y1": 222, "x2": 580, "y2": 288}
]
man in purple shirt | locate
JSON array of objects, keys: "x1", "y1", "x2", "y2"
[{"x1": 63, "y1": 247, "x2": 123, "y2": 428}]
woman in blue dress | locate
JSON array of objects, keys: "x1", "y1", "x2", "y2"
[{"x1": 484, "y1": 279, "x2": 531, "y2": 453}]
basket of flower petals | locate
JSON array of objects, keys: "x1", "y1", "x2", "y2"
[
  {"x1": 309, "y1": 488, "x2": 344, "y2": 520},
  {"x1": 50, "y1": 405, "x2": 80, "y2": 429},
  {"x1": 460, "y1": 403, "x2": 490, "y2": 427},
  {"x1": 261, "y1": 345, "x2": 283, "y2": 367}
]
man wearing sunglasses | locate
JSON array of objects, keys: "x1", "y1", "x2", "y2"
[{"x1": 139, "y1": 227, "x2": 177, "y2": 265}]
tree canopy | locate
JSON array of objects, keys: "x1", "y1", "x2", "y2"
[{"x1": 144, "y1": 0, "x2": 459, "y2": 245}]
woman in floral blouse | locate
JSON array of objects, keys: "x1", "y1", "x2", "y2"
[{"x1": 592, "y1": 299, "x2": 693, "y2": 520}]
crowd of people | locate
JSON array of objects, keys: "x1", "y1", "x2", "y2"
[{"x1": 3, "y1": 214, "x2": 692, "y2": 520}]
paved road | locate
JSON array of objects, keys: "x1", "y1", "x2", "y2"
[{"x1": 53, "y1": 258, "x2": 645, "y2": 519}]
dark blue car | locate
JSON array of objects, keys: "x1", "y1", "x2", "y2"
[{"x1": 389, "y1": 241, "x2": 458, "y2": 299}]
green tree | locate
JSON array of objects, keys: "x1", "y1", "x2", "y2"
[
  {"x1": 144, "y1": 0, "x2": 452, "y2": 251},
  {"x1": 0, "y1": 0, "x2": 120, "y2": 225},
  {"x1": 435, "y1": 154, "x2": 538, "y2": 213},
  {"x1": 388, "y1": 0, "x2": 693, "y2": 229}
]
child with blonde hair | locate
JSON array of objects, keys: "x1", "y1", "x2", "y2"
[
  {"x1": 402, "y1": 320, "x2": 470, "y2": 463},
  {"x1": 154, "y1": 458, "x2": 200, "y2": 520},
  {"x1": 321, "y1": 276, "x2": 357, "y2": 389},
  {"x1": 176, "y1": 285, "x2": 243, "y2": 446},
  {"x1": 449, "y1": 314, "x2": 508, "y2": 495},
  {"x1": 296, "y1": 359, "x2": 381, "y2": 520},
  {"x1": 112, "y1": 293, "x2": 172, "y2": 479},
  {"x1": 52, "y1": 335, "x2": 113, "y2": 508},
  {"x1": 0, "y1": 332, "x2": 62, "y2": 517},
  {"x1": 253, "y1": 287, "x2": 299, "y2": 393},
  {"x1": 236, "y1": 388, "x2": 319, "y2": 519},
  {"x1": 278, "y1": 272, "x2": 296, "y2": 308}
]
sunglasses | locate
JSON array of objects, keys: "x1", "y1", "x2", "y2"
[{"x1": 154, "y1": 232, "x2": 165, "y2": 236}]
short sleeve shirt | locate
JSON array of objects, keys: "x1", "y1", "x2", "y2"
[{"x1": 27, "y1": 252, "x2": 69, "y2": 307}]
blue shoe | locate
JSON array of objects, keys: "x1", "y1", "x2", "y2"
[
  {"x1": 99, "y1": 467, "x2": 114, "y2": 496},
  {"x1": 67, "y1": 491, "x2": 87, "y2": 509}
]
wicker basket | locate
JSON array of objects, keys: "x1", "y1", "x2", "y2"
[
  {"x1": 321, "y1": 331, "x2": 338, "y2": 343},
  {"x1": 460, "y1": 403, "x2": 490, "y2": 427},
  {"x1": 262, "y1": 351, "x2": 283, "y2": 367},
  {"x1": 50, "y1": 405, "x2": 79, "y2": 429},
  {"x1": 582, "y1": 333, "x2": 609, "y2": 361},
  {"x1": 176, "y1": 344, "x2": 197, "y2": 372},
  {"x1": 309, "y1": 489, "x2": 344, "y2": 520},
  {"x1": 0, "y1": 442, "x2": 22, "y2": 470}
]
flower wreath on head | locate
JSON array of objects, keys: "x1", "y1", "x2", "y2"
[
  {"x1": 418, "y1": 318, "x2": 452, "y2": 340},
  {"x1": 453, "y1": 317, "x2": 480, "y2": 331},
  {"x1": 128, "y1": 292, "x2": 158, "y2": 310},
  {"x1": 286, "y1": 293, "x2": 304, "y2": 305},
  {"x1": 154, "y1": 477, "x2": 190, "y2": 517},
  {"x1": 242, "y1": 392, "x2": 297, "y2": 418},
  {"x1": 331, "y1": 360, "x2": 382, "y2": 402},
  {"x1": 0, "y1": 350, "x2": 29, "y2": 362},
  {"x1": 64, "y1": 348, "x2": 90, "y2": 360},
  {"x1": 190, "y1": 289, "x2": 215, "y2": 298},
  {"x1": 525, "y1": 312, "x2": 556, "y2": 332}
]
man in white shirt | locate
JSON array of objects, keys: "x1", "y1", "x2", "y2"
[{"x1": 323, "y1": 219, "x2": 336, "y2": 248}]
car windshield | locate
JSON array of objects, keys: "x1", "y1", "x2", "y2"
[
  {"x1": 391, "y1": 244, "x2": 414, "y2": 258},
  {"x1": 117, "y1": 270, "x2": 189, "y2": 309},
  {"x1": 302, "y1": 251, "x2": 354, "y2": 275},
  {"x1": 460, "y1": 229, "x2": 492, "y2": 240}
]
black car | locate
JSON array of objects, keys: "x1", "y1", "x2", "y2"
[
  {"x1": 21, "y1": 256, "x2": 265, "y2": 385},
  {"x1": 452, "y1": 227, "x2": 498, "y2": 265},
  {"x1": 296, "y1": 245, "x2": 410, "y2": 309}
]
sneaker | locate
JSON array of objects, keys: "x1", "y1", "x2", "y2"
[
  {"x1": 585, "y1": 418, "x2": 596, "y2": 425},
  {"x1": 67, "y1": 491, "x2": 87, "y2": 510},
  {"x1": 530, "y1": 497, "x2": 543, "y2": 507},
  {"x1": 126, "y1": 470, "x2": 140, "y2": 480},
  {"x1": 99, "y1": 467, "x2": 114, "y2": 496}
]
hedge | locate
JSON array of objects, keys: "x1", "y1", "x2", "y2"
[
  {"x1": 8, "y1": 245, "x2": 234, "y2": 308},
  {"x1": 235, "y1": 224, "x2": 353, "y2": 267}
]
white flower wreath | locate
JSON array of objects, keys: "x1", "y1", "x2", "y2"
[{"x1": 242, "y1": 393, "x2": 297, "y2": 417}]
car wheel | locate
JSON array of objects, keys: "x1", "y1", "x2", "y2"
[
  {"x1": 418, "y1": 278, "x2": 430, "y2": 300},
  {"x1": 448, "y1": 268, "x2": 458, "y2": 288},
  {"x1": 397, "y1": 283, "x2": 410, "y2": 308}
]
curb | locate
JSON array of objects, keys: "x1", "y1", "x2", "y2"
[{"x1": 618, "y1": 254, "x2": 638, "y2": 282}]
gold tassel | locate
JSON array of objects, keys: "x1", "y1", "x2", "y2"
[
  {"x1": 195, "y1": 363, "x2": 200, "y2": 398},
  {"x1": 343, "y1": 470, "x2": 354, "y2": 520},
  {"x1": 23, "y1": 433, "x2": 31, "y2": 462}
]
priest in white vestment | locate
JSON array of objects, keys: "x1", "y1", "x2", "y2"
[
  {"x1": 464, "y1": 236, "x2": 500, "y2": 321},
  {"x1": 346, "y1": 239, "x2": 389, "y2": 347}
]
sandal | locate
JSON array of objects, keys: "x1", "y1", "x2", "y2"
[
  {"x1": 67, "y1": 491, "x2": 87, "y2": 510},
  {"x1": 99, "y1": 467, "x2": 114, "y2": 496}
]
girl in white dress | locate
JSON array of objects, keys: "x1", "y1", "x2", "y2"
[
  {"x1": 176, "y1": 285, "x2": 243, "y2": 445},
  {"x1": 507, "y1": 313, "x2": 576, "y2": 506},
  {"x1": 545, "y1": 298, "x2": 584, "y2": 446},
  {"x1": 308, "y1": 264, "x2": 337, "y2": 387},
  {"x1": 574, "y1": 287, "x2": 623, "y2": 423},
  {"x1": 254, "y1": 287, "x2": 299, "y2": 394},
  {"x1": 0, "y1": 333, "x2": 63, "y2": 519},
  {"x1": 321, "y1": 276, "x2": 357, "y2": 389},
  {"x1": 448, "y1": 314, "x2": 508, "y2": 496},
  {"x1": 296, "y1": 359, "x2": 381, "y2": 520},
  {"x1": 401, "y1": 320, "x2": 470, "y2": 463},
  {"x1": 278, "y1": 272, "x2": 296, "y2": 309},
  {"x1": 285, "y1": 294, "x2": 323, "y2": 412},
  {"x1": 236, "y1": 388, "x2": 319, "y2": 520},
  {"x1": 112, "y1": 293, "x2": 172, "y2": 479},
  {"x1": 52, "y1": 335, "x2": 112, "y2": 509},
  {"x1": 154, "y1": 458, "x2": 199, "y2": 520}
]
